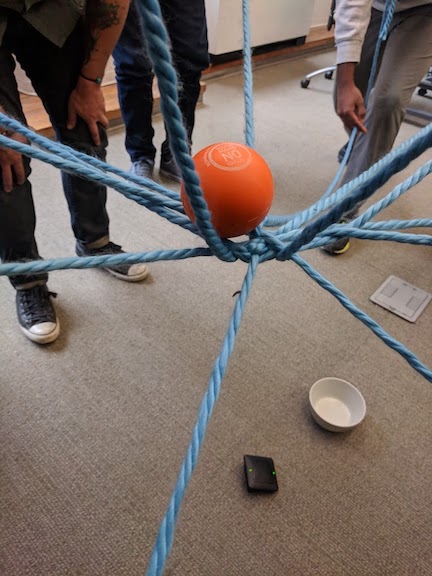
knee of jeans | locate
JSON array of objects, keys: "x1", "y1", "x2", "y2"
[
  {"x1": 0, "y1": 155, "x2": 31, "y2": 193},
  {"x1": 57, "y1": 119, "x2": 108, "y2": 160}
]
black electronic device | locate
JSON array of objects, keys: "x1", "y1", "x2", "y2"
[{"x1": 244, "y1": 455, "x2": 278, "y2": 493}]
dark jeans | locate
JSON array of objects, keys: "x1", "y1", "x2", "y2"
[
  {"x1": 0, "y1": 15, "x2": 109, "y2": 288},
  {"x1": 113, "y1": 0, "x2": 209, "y2": 163}
]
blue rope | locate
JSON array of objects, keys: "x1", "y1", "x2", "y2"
[
  {"x1": 146, "y1": 255, "x2": 259, "y2": 576},
  {"x1": 317, "y1": 229, "x2": 432, "y2": 246},
  {"x1": 0, "y1": 114, "x2": 182, "y2": 201},
  {"x1": 0, "y1": 248, "x2": 215, "y2": 277},
  {"x1": 266, "y1": 122, "x2": 432, "y2": 233},
  {"x1": 276, "y1": 126, "x2": 432, "y2": 260},
  {"x1": 350, "y1": 161, "x2": 432, "y2": 227},
  {"x1": 0, "y1": 122, "x2": 430, "y2": 275},
  {"x1": 320, "y1": 129, "x2": 358, "y2": 202},
  {"x1": 242, "y1": 0, "x2": 254, "y2": 147},
  {"x1": 0, "y1": 1, "x2": 430, "y2": 574},
  {"x1": 292, "y1": 255, "x2": 432, "y2": 382},
  {"x1": 272, "y1": 158, "x2": 432, "y2": 250},
  {"x1": 361, "y1": 219, "x2": 432, "y2": 231},
  {"x1": 0, "y1": 131, "x2": 191, "y2": 229}
]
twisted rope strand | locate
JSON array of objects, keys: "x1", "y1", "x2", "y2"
[
  {"x1": 292, "y1": 255, "x2": 432, "y2": 382},
  {"x1": 146, "y1": 256, "x2": 259, "y2": 576},
  {"x1": 242, "y1": 0, "x2": 254, "y2": 147}
]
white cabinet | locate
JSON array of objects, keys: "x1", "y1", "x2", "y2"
[{"x1": 205, "y1": 0, "x2": 316, "y2": 56}]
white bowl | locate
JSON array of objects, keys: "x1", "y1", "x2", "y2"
[{"x1": 309, "y1": 377, "x2": 366, "y2": 432}]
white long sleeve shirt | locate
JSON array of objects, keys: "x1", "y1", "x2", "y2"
[{"x1": 335, "y1": 0, "x2": 432, "y2": 64}]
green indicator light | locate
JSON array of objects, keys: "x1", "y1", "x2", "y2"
[
  {"x1": 272, "y1": 471, "x2": 276, "y2": 475},
  {"x1": 248, "y1": 468, "x2": 253, "y2": 473}
]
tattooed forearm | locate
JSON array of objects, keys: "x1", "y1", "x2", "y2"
[
  {"x1": 86, "y1": 0, "x2": 121, "y2": 31},
  {"x1": 83, "y1": 0, "x2": 128, "y2": 63}
]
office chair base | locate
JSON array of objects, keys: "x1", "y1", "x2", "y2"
[{"x1": 300, "y1": 65, "x2": 336, "y2": 88}]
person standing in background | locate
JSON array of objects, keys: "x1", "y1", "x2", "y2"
[
  {"x1": 323, "y1": 0, "x2": 432, "y2": 255},
  {"x1": 113, "y1": 0, "x2": 209, "y2": 182}
]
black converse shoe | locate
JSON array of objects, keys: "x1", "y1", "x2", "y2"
[
  {"x1": 75, "y1": 241, "x2": 149, "y2": 282},
  {"x1": 16, "y1": 285, "x2": 60, "y2": 344},
  {"x1": 160, "y1": 153, "x2": 182, "y2": 183}
]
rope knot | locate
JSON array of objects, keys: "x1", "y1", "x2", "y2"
[{"x1": 246, "y1": 236, "x2": 268, "y2": 257}]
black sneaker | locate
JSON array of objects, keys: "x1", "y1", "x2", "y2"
[
  {"x1": 75, "y1": 241, "x2": 149, "y2": 282},
  {"x1": 16, "y1": 285, "x2": 60, "y2": 344},
  {"x1": 337, "y1": 142, "x2": 350, "y2": 164},
  {"x1": 321, "y1": 218, "x2": 351, "y2": 255},
  {"x1": 130, "y1": 159, "x2": 155, "y2": 180},
  {"x1": 322, "y1": 236, "x2": 350, "y2": 255},
  {"x1": 160, "y1": 153, "x2": 182, "y2": 183}
]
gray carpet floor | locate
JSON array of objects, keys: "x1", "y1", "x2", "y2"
[{"x1": 1, "y1": 50, "x2": 432, "y2": 576}]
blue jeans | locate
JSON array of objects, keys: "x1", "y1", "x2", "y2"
[
  {"x1": 0, "y1": 15, "x2": 109, "y2": 288},
  {"x1": 113, "y1": 0, "x2": 209, "y2": 163}
]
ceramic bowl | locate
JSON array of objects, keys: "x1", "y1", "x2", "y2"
[{"x1": 309, "y1": 377, "x2": 366, "y2": 432}]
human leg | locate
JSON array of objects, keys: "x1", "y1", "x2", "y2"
[
  {"x1": 0, "y1": 48, "x2": 45, "y2": 287},
  {"x1": 14, "y1": 21, "x2": 110, "y2": 247},
  {"x1": 14, "y1": 19, "x2": 149, "y2": 281},
  {"x1": 0, "y1": 29, "x2": 58, "y2": 343},
  {"x1": 326, "y1": 11, "x2": 432, "y2": 254},
  {"x1": 342, "y1": 13, "x2": 432, "y2": 188},
  {"x1": 113, "y1": 0, "x2": 156, "y2": 177},
  {"x1": 159, "y1": 0, "x2": 209, "y2": 181}
]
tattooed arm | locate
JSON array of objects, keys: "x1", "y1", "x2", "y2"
[
  {"x1": 81, "y1": 0, "x2": 130, "y2": 81},
  {"x1": 67, "y1": 0, "x2": 130, "y2": 145}
]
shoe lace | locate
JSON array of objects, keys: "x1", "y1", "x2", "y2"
[{"x1": 22, "y1": 286, "x2": 57, "y2": 324}]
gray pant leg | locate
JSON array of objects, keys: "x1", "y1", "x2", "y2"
[{"x1": 340, "y1": 12, "x2": 432, "y2": 217}]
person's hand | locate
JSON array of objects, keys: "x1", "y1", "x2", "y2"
[
  {"x1": 0, "y1": 132, "x2": 26, "y2": 192},
  {"x1": 67, "y1": 76, "x2": 109, "y2": 145},
  {"x1": 336, "y1": 82, "x2": 367, "y2": 134},
  {"x1": 335, "y1": 63, "x2": 367, "y2": 134}
]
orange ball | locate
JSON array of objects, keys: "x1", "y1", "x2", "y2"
[{"x1": 180, "y1": 142, "x2": 274, "y2": 238}]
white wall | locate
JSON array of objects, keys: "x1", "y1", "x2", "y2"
[
  {"x1": 205, "y1": 0, "x2": 316, "y2": 55},
  {"x1": 311, "y1": 0, "x2": 331, "y2": 27}
]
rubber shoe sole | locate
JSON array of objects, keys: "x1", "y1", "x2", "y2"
[
  {"x1": 322, "y1": 239, "x2": 351, "y2": 256},
  {"x1": 19, "y1": 320, "x2": 60, "y2": 344},
  {"x1": 105, "y1": 263, "x2": 150, "y2": 282},
  {"x1": 332, "y1": 240, "x2": 350, "y2": 255},
  {"x1": 159, "y1": 168, "x2": 182, "y2": 183},
  {"x1": 75, "y1": 242, "x2": 150, "y2": 283}
]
